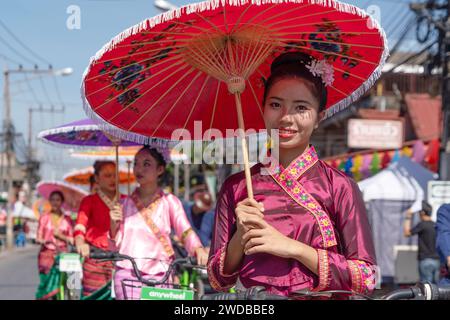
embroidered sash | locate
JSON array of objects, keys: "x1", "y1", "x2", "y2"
[
  {"x1": 97, "y1": 190, "x2": 116, "y2": 210},
  {"x1": 131, "y1": 190, "x2": 175, "y2": 258},
  {"x1": 267, "y1": 146, "x2": 337, "y2": 248}
]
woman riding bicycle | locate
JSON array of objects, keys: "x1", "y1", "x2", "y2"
[
  {"x1": 208, "y1": 52, "x2": 378, "y2": 298},
  {"x1": 109, "y1": 145, "x2": 209, "y2": 300},
  {"x1": 36, "y1": 190, "x2": 74, "y2": 299},
  {"x1": 74, "y1": 160, "x2": 125, "y2": 297}
]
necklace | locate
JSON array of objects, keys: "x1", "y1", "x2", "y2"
[{"x1": 50, "y1": 212, "x2": 62, "y2": 229}]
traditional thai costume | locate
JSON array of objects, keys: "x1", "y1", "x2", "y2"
[
  {"x1": 111, "y1": 189, "x2": 202, "y2": 300},
  {"x1": 208, "y1": 146, "x2": 377, "y2": 297},
  {"x1": 36, "y1": 211, "x2": 73, "y2": 299},
  {"x1": 74, "y1": 190, "x2": 123, "y2": 297}
]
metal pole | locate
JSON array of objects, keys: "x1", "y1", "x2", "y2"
[
  {"x1": 127, "y1": 160, "x2": 131, "y2": 196},
  {"x1": 439, "y1": 1, "x2": 450, "y2": 180},
  {"x1": 3, "y1": 70, "x2": 14, "y2": 251},
  {"x1": 184, "y1": 163, "x2": 190, "y2": 202},
  {"x1": 174, "y1": 163, "x2": 179, "y2": 197},
  {"x1": 27, "y1": 108, "x2": 33, "y2": 188}
]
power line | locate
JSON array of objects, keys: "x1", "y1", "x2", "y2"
[
  {"x1": 388, "y1": 16, "x2": 418, "y2": 58},
  {"x1": 51, "y1": 75, "x2": 65, "y2": 109},
  {"x1": 0, "y1": 33, "x2": 36, "y2": 65},
  {"x1": 386, "y1": 8, "x2": 413, "y2": 37},
  {"x1": 0, "y1": 53, "x2": 22, "y2": 66},
  {"x1": 38, "y1": 75, "x2": 54, "y2": 107},
  {"x1": 385, "y1": 40, "x2": 437, "y2": 72},
  {"x1": 0, "y1": 19, "x2": 51, "y2": 66},
  {"x1": 376, "y1": 0, "x2": 413, "y2": 4},
  {"x1": 22, "y1": 74, "x2": 42, "y2": 106}
]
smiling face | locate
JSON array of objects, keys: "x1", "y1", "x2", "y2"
[
  {"x1": 263, "y1": 77, "x2": 320, "y2": 152},
  {"x1": 95, "y1": 163, "x2": 117, "y2": 194},
  {"x1": 49, "y1": 192, "x2": 64, "y2": 212},
  {"x1": 133, "y1": 149, "x2": 165, "y2": 187}
]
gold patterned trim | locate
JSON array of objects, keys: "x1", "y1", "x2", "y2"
[
  {"x1": 267, "y1": 146, "x2": 337, "y2": 249},
  {"x1": 131, "y1": 189, "x2": 175, "y2": 258},
  {"x1": 313, "y1": 249, "x2": 330, "y2": 291},
  {"x1": 207, "y1": 245, "x2": 237, "y2": 291},
  {"x1": 181, "y1": 228, "x2": 194, "y2": 244},
  {"x1": 97, "y1": 189, "x2": 116, "y2": 210},
  {"x1": 347, "y1": 260, "x2": 377, "y2": 294},
  {"x1": 347, "y1": 260, "x2": 362, "y2": 293}
]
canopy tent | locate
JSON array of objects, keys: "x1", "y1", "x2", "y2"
[
  {"x1": 358, "y1": 156, "x2": 438, "y2": 214},
  {"x1": 357, "y1": 156, "x2": 437, "y2": 282}
]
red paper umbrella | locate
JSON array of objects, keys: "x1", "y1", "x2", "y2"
[{"x1": 82, "y1": 0, "x2": 388, "y2": 198}]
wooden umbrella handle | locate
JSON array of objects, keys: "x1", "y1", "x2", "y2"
[
  {"x1": 234, "y1": 92, "x2": 254, "y2": 200},
  {"x1": 115, "y1": 144, "x2": 120, "y2": 202},
  {"x1": 126, "y1": 160, "x2": 131, "y2": 196}
]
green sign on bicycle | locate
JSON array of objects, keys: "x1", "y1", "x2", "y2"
[
  {"x1": 59, "y1": 253, "x2": 82, "y2": 273},
  {"x1": 140, "y1": 287, "x2": 194, "y2": 300}
]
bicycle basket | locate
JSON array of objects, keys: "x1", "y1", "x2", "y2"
[{"x1": 121, "y1": 279, "x2": 196, "y2": 300}]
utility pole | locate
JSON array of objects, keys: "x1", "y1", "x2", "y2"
[
  {"x1": 410, "y1": 1, "x2": 450, "y2": 180},
  {"x1": 27, "y1": 106, "x2": 64, "y2": 190},
  {"x1": 3, "y1": 70, "x2": 14, "y2": 251},
  {"x1": 2, "y1": 66, "x2": 72, "y2": 251},
  {"x1": 441, "y1": 1, "x2": 450, "y2": 180}
]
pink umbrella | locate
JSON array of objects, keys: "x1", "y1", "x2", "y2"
[{"x1": 36, "y1": 181, "x2": 88, "y2": 213}]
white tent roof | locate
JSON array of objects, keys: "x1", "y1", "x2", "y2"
[
  {"x1": 358, "y1": 157, "x2": 437, "y2": 212},
  {"x1": 13, "y1": 202, "x2": 37, "y2": 220}
]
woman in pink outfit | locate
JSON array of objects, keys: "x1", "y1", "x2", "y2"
[
  {"x1": 36, "y1": 190, "x2": 74, "y2": 298},
  {"x1": 109, "y1": 145, "x2": 208, "y2": 300}
]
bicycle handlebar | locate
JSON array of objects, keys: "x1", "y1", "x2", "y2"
[
  {"x1": 382, "y1": 282, "x2": 450, "y2": 300},
  {"x1": 89, "y1": 251, "x2": 198, "y2": 287},
  {"x1": 202, "y1": 283, "x2": 450, "y2": 301},
  {"x1": 201, "y1": 286, "x2": 288, "y2": 300}
]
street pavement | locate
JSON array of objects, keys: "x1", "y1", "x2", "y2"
[{"x1": 0, "y1": 245, "x2": 39, "y2": 300}]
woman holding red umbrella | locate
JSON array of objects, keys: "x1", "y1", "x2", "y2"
[
  {"x1": 78, "y1": 0, "x2": 388, "y2": 299},
  {"x1": 207, "y1": 52, "x2": 377, "y2": 297}
]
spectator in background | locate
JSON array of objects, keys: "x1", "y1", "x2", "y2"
[
  {"x1": 404, "y1": 201, "x2": 440, "y2": 284},
  {"x1": 182, "y1": 174, "x2": 215, "y2": 249},
  {"x1": 0, "y1": 207, "x2": 6, "y2": 233},
  {"x1": 0, "y1": 207, "x2": 6, "y2": 248},
  {"x1": 436, "y1": 203, "x2": 450, "y2": 285}
]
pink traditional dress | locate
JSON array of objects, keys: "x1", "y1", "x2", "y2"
[
  {"x1": 37, "y1": 211, "x2": 74, "y2": 274},
  {"x1": 208, "y1": 146, "x2": 377, "y2": 297},
  {"x1": 112, "y1": 189, "x2": 202, "y2": 300}
]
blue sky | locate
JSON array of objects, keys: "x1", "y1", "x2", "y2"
[{"x1": 0, "y1": 0, "x2": 417, "y2": 180}]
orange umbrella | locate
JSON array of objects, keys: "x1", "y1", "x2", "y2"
[
  {"x1": 69, "y1": 146, "x2": 140, "y2": 160},
  {"x1": 64, "y1": 166, "x2": 136, "y2": 185}
]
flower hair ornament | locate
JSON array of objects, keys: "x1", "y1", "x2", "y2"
[
  {"x1": 144, "y1": 141, "x2": 172, "y2": 164},
  {"x1": 305, "y1": 59, "x2": 335, "y2": 87}
]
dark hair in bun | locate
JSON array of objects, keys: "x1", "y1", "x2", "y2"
[
  {"x1": 263, "y1": 52, "x2": 327, "y2": 113},
  {"x1": 93, "y1": 160, "x2": 116, "y2": 176}
]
